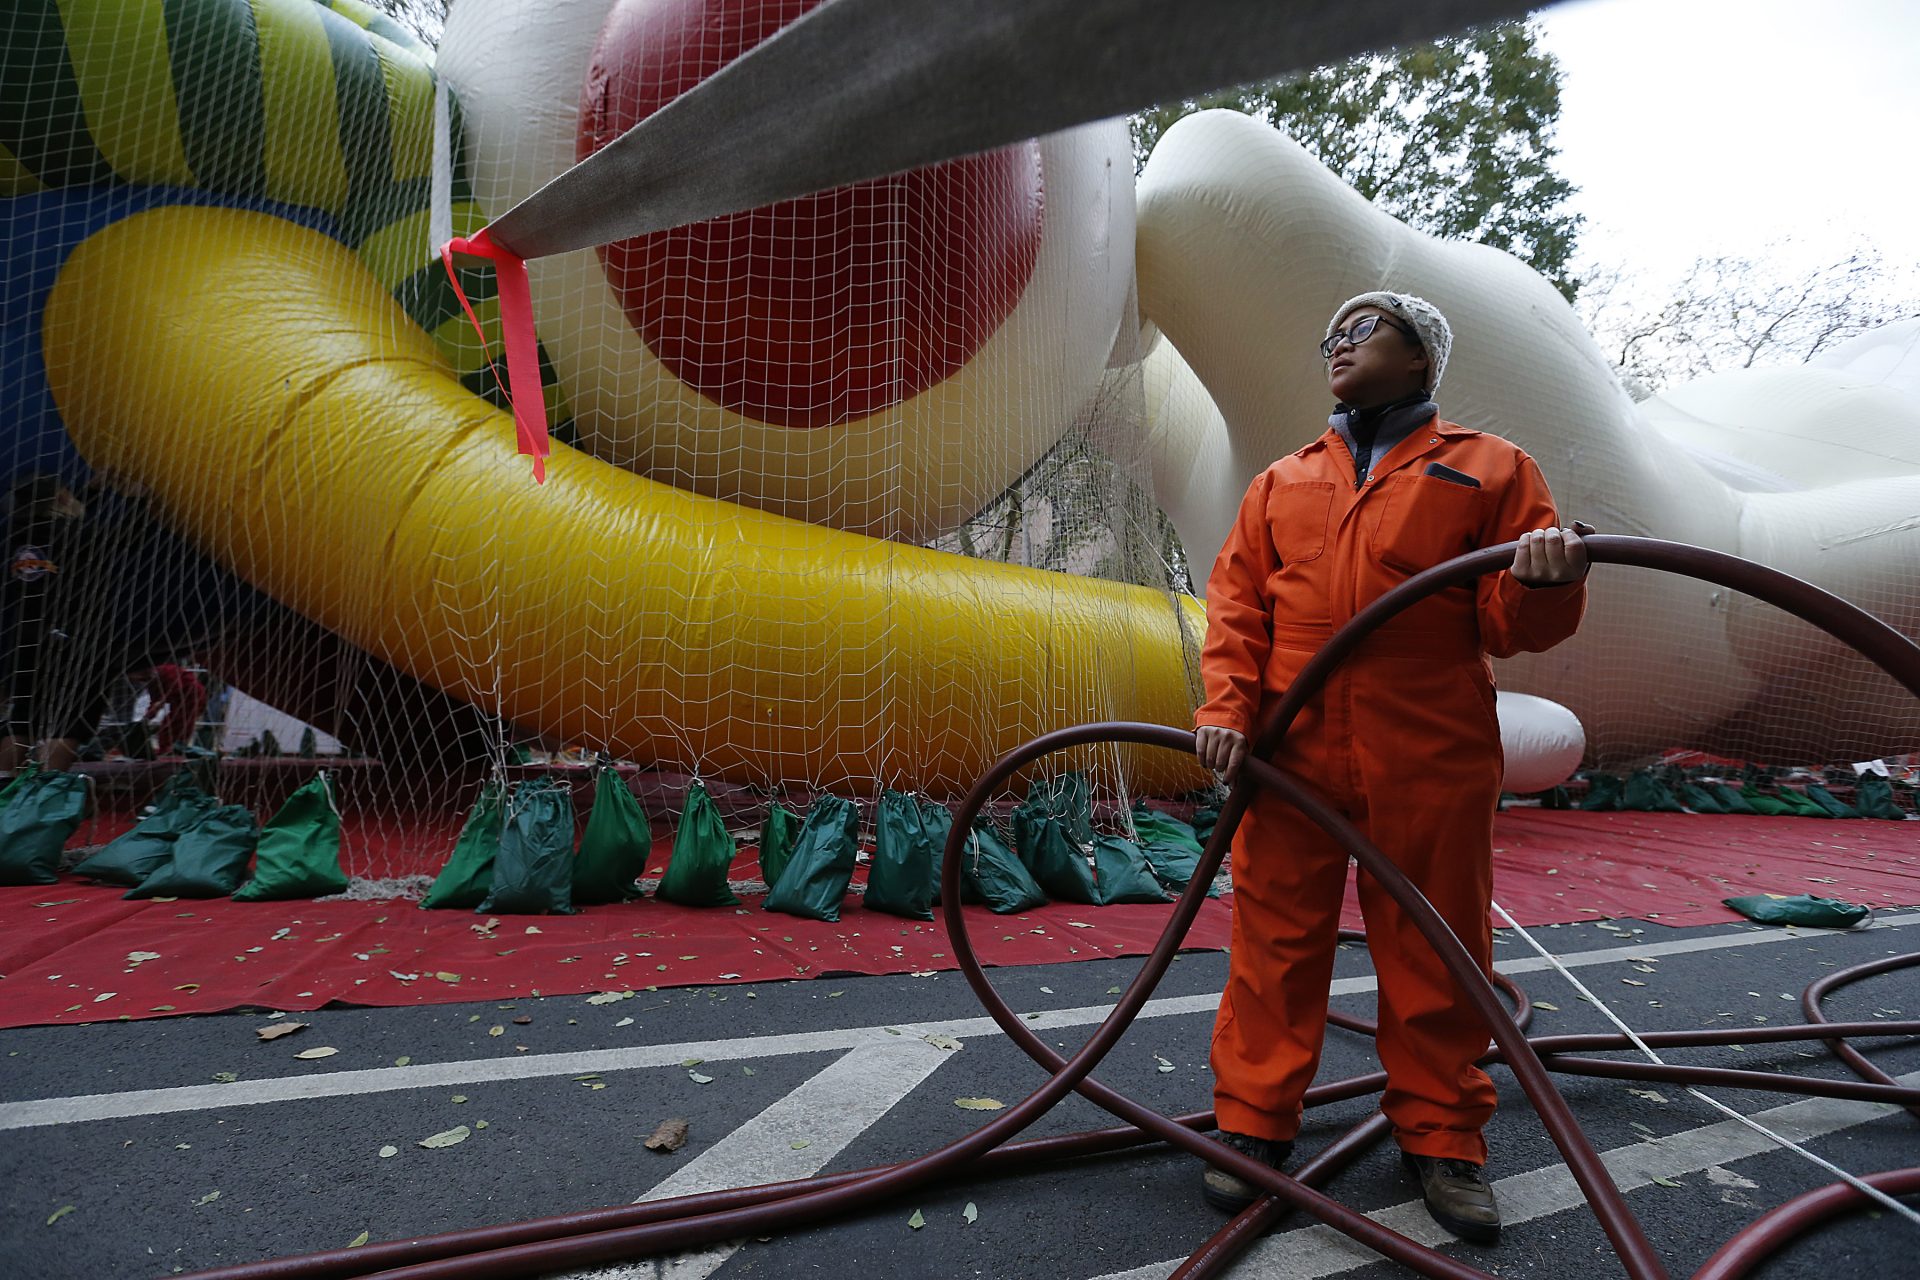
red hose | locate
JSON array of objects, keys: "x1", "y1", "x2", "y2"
[{"x1": 173, "y1": 534, "x2": 1920, "y2": 1280}]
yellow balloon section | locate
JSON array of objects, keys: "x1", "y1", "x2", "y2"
[{"x1": 43, "y1": 206, "x2": 1207, "y2": 794}]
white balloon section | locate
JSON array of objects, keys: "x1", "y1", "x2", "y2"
[{"x1": 439, "y1": 1, "x2": 1920, "y2": 791}]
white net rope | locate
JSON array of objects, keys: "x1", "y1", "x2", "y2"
[
  {"x1": 5, "y1": 1, "x2": 1914, "y2": 885},
  {"x1": 7, "y1": 0, "x2": 1202, "y2": 881}
]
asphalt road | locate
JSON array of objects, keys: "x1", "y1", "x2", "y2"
[{"x1": 3, "y1": 912, "x2": 1917, "y2": 1280}]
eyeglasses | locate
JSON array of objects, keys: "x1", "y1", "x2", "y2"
[{"x1": 1321, "y1": 313, "x2": 1415, "y2": 359}]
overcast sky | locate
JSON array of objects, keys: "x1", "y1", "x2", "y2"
[{"x1": 1534, "y1": 0, "x2": 1920, "y2": 281}]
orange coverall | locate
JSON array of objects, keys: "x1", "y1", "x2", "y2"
[{"x1": 1197, "y1": 417, "x2": 1585, "y2": 1163}]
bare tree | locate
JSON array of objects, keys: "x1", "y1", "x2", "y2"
[
  {"x1": 1579, "y1": 245, "x2": 1920, "y2": 399},
  {"x1": 363, "y1": 0, "x2": 448, "y2": 49}
]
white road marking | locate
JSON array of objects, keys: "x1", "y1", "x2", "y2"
[
  {"x1": 1, "y1": 912, "x2": 1912, "y2": 1132},
  {"x1": 1087, "y1": 1071, "x2": 1920, "y2": 1280},
  {"x1": 557, "y1": 1037, "x2": 956, "y2": 1280}
]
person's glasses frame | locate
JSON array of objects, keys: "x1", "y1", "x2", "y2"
[{"x1": 1320, "y1": 313, "x2": 1416, "y2": 360}]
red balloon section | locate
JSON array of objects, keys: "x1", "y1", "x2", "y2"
[{"x1": 579, "y1": 0, "x2": 1044, "y2": 429}]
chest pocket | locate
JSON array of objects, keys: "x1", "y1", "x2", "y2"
[
  {"x1": 1371, "y1": 471, "x2": 1493, "y2": 575},
  {"x1": 1263, "y1": 480, "x2": 1335, "y2": 565}
]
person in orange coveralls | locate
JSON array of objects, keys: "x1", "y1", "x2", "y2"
[{"x1": 1191, "y1": 292, "x2": 1588, "y2": 1242}]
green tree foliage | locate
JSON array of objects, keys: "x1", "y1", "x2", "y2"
[{"x1": 1132, "y1": 20, "x2": 1583, "y2": 299}]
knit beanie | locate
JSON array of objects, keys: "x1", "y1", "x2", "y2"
[{"x1": 1325, "y1": 292, "x2": 1452, "y2": 394}]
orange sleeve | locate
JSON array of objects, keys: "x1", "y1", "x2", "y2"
[
  {"x1": 1195, "y1": 468, "x2": 1280, "y2": 737},
  {"x1": 1476, "y1": 452, "x2": 1586, "y2": 659}
]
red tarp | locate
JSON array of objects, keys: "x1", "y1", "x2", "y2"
[{"x1": 0, "y1": 810, "x2": 1914, "y2": 1030}]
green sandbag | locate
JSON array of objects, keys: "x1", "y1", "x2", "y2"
[
  {"x1": 959, "y1": 823, "x2": 1047, "y2": 913},
  {"x1": 572, "y1": 769, "x2": 652, "y2": 904},
  {"x1": 1021, "y1": 814, "x2": 1098, "y2": 904},
  {"x1": 0, "y1": 760, "x2": 44, "y2": 811},
  {"x1": 1855, "y1": 775, "x2": 1909, "y2": 821},
  {"x1": 1131, "y1": 809, "x2": 1219, "y2": 897},
  {"x1": 657, "y1": 782, "x2": 740, "y2": 907},
  {"x1": 765, "y1": 793, "x2": 859, "y2": 922},
  {"x1": 479, "y1": 777, "x2": 578, "y2": 915},
  {"x1": 921, "y1": 799, "x2": 955, "y2": 904},
  {"x1": 1013, "y1": 773, "x2": 1095, "y2": 866},
  {"x1": 0, "y1": 770, "x2": 91, "y2": 886},
  {"x1": 756, "y1": 801, "x2": 801, "y2": 892},
  {"x1": 867, "y1": 790, "x2": 935, "y2": 919},
  {"x1": 234, "y1": 772, "x2": 349, "y2": 901},
  {"x1": 72, "y1": 772, "x2": 216, "y2": 886},
  {"x1": 1621, "y1": 769, "x2": 1687, "y2": 813},
  {"x1": 1131, "y1": 807, "x2": 1203, "y2": 857},
  {"x1": 1802, "y1": 785, "x2": 1859, "y2": 819},
  {"x1": 1579, "y1": 773, "x2": 1623, "y2": 811},
  {"x1": 1674, "y1": 780, "x2": 1726, "y2": 814},
  {"x1": 1723, "y1": 892, "x2": 1869, "y2": 928},
  {"x1": 125, "y1": 804, "x2": 259, "y2": 899},
  {"x1": 1739, "y1": 785, "x2": 1795, "y2": 816},
  {"x1": 422, "y1": 780, "x2": 507, "y2": 909},
  {"x1": 1703, "y1": 782, "x2": 1756, "y2": 814},
  {"x1": 1771, "y1": 787, "x2": 1831, "y2": 818},
  {"x1": 1092, "y1": 835, "x2": 1172, "y2": 905},
  {"x1": 1189, "y1": 805, "x2": 1221, "y2": 845}
]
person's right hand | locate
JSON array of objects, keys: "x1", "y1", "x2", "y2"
[{"x1": 1194, "y1": 725, "x2": 1248, "y2": 780}]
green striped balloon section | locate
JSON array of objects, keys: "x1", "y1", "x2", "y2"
[{"x1": 1, "y1": 0, "x2": 573, "y2": 433}]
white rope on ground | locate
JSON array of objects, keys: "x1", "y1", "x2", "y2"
[{"x1": 1489, "y1": 899, "x2": 1920, "y2": 1230}]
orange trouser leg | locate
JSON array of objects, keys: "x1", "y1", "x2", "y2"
[
  {"x1": 1354, "y1": 790, "x2": 1499, "y2": 1163},
  {"x1": 1210, "y1": 789, "x2": 1352, "y2": 1142}
]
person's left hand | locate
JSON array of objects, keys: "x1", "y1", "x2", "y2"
[{"x1": 1511, "y1": 526, "x2": 1588, "y2": 586}]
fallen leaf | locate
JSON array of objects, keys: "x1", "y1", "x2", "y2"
[
  {"x1": 1536, "y1": 1001, "x2": 1560, "y2": 1011},
  {"x1": 1622, "y1": 979, "x2": 1646, "y2": 987},
  {"x1": 394, "y1": 1056, "x2": 412, "y2": 1067},
  {"x1": 474, "y1": 1120, "x2": 490, "y2": 1130},
  {"x1": 513, "y1": 1016, "x2": 531, "y2": 1025},
  {"x1": 195, "y1": 1191, "x2": 220, "y2": 1206},
  {"x1": 908, "y1": 1209, "x2": 926, "y2": 1230},
  {"x1": 525, "y1": 925, "x2": 542, "y2": 934},
  {"x1": 125, "y1": 951, "x2": 161, "y2": 966},
  {"x1": 294, "y1": 1047, "x2": 338, "y2": 1060},
  {"x1": 963, "y1": 1202, "x2": 979, "y2": 1224},
  {"x1": 211, "y1": 1072, "x2": 238, "y2": 1083},
  {"x1": 614, "y1": 1016, "x2": 634, "y2": 1027},
  {"x1": 417, "y1": 1125, "x2": 471, "y2": 1149},
  {"x1": 790, "y1": 1139, "x2": 810, "y2": 1150},
  {"x1": 92, "y1": 993, "x2": 116, "y2": 1003},
  {"x1": 923, "y1": 1034, "x2": 964, "y2": 1052},
  {"x1": 1153, "y1": 1055, "x2": 1175, "y2": 1074},
  {"x1": 586, "y1": 992, "x2": 629, "y2": 1005},
  {"x1": 954, "y1": 1097, "x2": 1005, "y2": 1111},
  {"x1": 175, "y1": 983, "x2": 201, "y2": 993},
  {"x1": 1629, "y1": 1088, "x2": 1669, "y2": 1103},
  {"x1": 688, "y1": 1071, "x2": 714, "y2": 1085},
  {"x1": 451, "y1": 1095, "x2": 468, "y2": 1104},
  {"x1": 434, "y1": 972, "x2": 461, "y2": 984},
  {"x1": 347, "y1": 1231, "x2": 369, "y2": 1248},
  {"x1": 644, "y1": 1119, "x2": 690, "y2": 1153},
  {"x1": 378, "y1": 1145, "x2": 398, "y2": 1158},
  {"x1": 256, "y1": 1022, "x2": 307, "y2": 1042},
  {"x1": 488, "y1": 1026, "x2": 504, "y2": 1037},
  {"x1": 389, "y1": 971, "x2": 419, "y2": 982},
  {"x1": 46, "y1": 1205, "x2": 75, "y2": 1225},
  {"x1": 1651, "y1": 1175, "x2": 1683, "y2": 1188},
  {"x1": 1106, "y1": 986, "x2": 1123, "y2": 995}
]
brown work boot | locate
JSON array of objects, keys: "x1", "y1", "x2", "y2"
[
  {"x1": 1200, "y1": 1131, "x2": 1293, "y2": 1213},
  {"x1": 1402, "y1": 1153, "x2": 1500, "y2": 1243}
]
